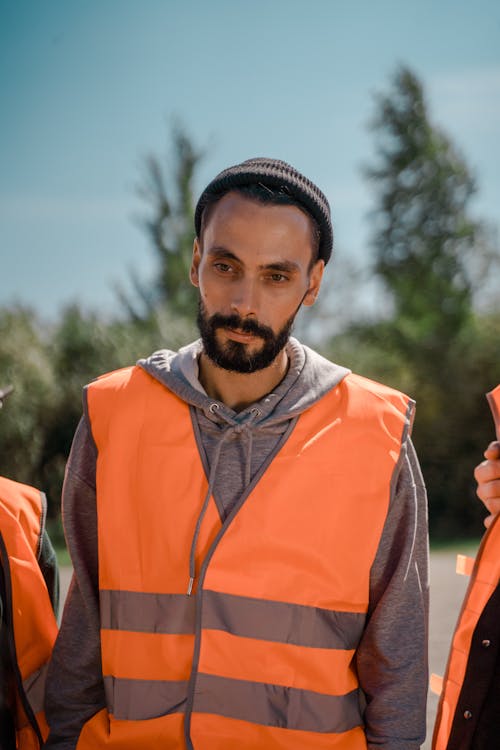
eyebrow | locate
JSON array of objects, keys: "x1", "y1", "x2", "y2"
[{"x1": 207, "y1": 246, "x2": 301, "y2": 273}]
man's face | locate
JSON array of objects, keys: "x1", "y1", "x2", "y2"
[{"x1": 190, "y1": 192, "x2": 324, "y2": 373}]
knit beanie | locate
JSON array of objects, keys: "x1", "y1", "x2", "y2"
[{"x1": 194, "y1": 157, "x2": 333, "y2": 264}]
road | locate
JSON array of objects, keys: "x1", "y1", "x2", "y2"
[{"x1": 58, "y1": 548, "x2": 475, "y2": 748}]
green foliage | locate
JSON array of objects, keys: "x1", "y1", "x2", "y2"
[
  {"x1": 120, "y1": 124, "x2": 203, "y2": 321},
  {"x1": 0, "y1": 307, "x2": 54, "y2": 488},
  {"x1": 365, "y1": 67, "x2": 482, "y2": 347},
  {"x1": 326, "y1": 66, "x2": 500, "y2": 540},
  {"x1": 418, "y1": 314, "x2": 500, "y2": 539}
]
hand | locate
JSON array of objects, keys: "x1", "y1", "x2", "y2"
[{"x1": 474, "y1": 441, "x2": 500, "y2": 528}]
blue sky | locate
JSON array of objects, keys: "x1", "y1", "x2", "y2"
[{"x1": 1, "y1": 1, "x2": 499, "y2": 322}]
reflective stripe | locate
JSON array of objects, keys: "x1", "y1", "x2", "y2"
[
  {"x1": 103, "y1": 676, "x2": 188, "y2": 720},
  {"x1": 193, "y1": 673, "x2": 363, "y2": 733},
  {"x1": 100, "y1": 590, "x2": 195, "y2": 633},
  {"x1": 22, "y1": 662, "x2": 48, "y2": 716},
  {"x1": 103, "y1": 673, "x2": 363, "y2": 733},
  {"x1": 202, "y1": 589, "x2": 365, "y2": 649},
  {"x1": 100, "y1": 588, "x2": 365, "y2": 649}
]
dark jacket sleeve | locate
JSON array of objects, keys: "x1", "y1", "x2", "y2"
[
  {"x1": 356, "y1": 438, "x2": 430, "y2": 750},
  {"x1": 44, "y1": 416, "x2": 105, "y2": 750}
]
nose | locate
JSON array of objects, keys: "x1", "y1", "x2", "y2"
[{"x1": 230, "y1": 277, "x2": 259, "y2": 318}]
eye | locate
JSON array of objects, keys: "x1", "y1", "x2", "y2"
[
  {"x1": 213, "y1": 262, "x2": 233, "y2": 274},
  {"x1": 268, "y1": 273, "x2": 289, "y2": 283}
]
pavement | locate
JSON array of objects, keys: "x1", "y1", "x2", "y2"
[{"x1": 58, "y1": 548, "x2": 475, "y2": 749}]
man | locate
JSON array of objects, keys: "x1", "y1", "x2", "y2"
[
  {"x1": 0, "y1": 386, "x2": 59, "y2": 748},
  {"x1": 433, "y1": 386, "x2": 500, "y2": 750},
  {"x1": 45, "y1": 158, "x2": 429, "y2": 749}
]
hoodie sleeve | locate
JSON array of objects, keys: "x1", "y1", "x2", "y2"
[
  {"x1": 356, "y1": 438, "x2": 429, "y2": 750},
  {"x1": 44, "y1": 416, "x2": 105, "y2": 750}
]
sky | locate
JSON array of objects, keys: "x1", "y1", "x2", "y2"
[{"x1": 1, "y1": 0, "x2": 499, "y2": 324}]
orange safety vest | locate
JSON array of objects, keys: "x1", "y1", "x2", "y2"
[
  {"x1": 77, "y1": 365, "x2": 413, "y2": 750},
  {"x1": 432, "y1": 516, "x2": 500, "y2": 750},
  {"x1": 433, "y1": 384, "x2": 500, "y2": 750},
  {"x1": 0, "y1": 476, "x2": 58, "y2": 748}
]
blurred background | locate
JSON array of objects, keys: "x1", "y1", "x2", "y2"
[{"x1": 1, "y1": 0, "x2": 499, "y2": 548}]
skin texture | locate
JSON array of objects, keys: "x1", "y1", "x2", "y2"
[
  {"x1": 474, "y1": 440, "x2": 500, "y2": 527},
  {"x1": 190, "y1": 191, "x2": 324, "y2": 411}
]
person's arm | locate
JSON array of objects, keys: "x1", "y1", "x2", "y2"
[
  {"x1": 356, "y1": 438, "x2": 429, "y2": 750},
  {"x1": 44, "y1": 416, "x2": 106, "y2": 750},
  {"x1": 474, "y1": 440, "x2": 500, "y2": 528}
]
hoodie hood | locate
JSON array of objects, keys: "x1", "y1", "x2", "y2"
[{"x1": 138, "y1": 337, "x2": 349, "y2": 428}]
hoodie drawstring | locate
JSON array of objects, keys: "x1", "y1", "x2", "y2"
[{"x1": 187, "y1": 407, "x2": 261, "y2": 595}]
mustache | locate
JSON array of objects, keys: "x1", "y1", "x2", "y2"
[{"x1": 208, "y1": 313, "x2": 274, "y2": 341}]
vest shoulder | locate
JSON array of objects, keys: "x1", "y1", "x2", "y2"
[
  {"x1": 85, "y1": 365, "x2": 186, "y2": 439},
  {"x1": 86, "y1": 364, "x2": 178, "y2": 407},
  {"x1": 0, "y1": 475, "x2": 42, "y2": 513},
  {"x1": 334, "y1": 373, "x2": 415, "y2": 430},
  {"x1": 85, "y1": 366, "x2": 162, "y2": 429},
  {"x1": 0, "y1": 476, "x2": 44, "y2": 547},
  {"x1": 343, "y1": 372, "x2": 413, "y2": 406},
  {"x1": 86, "y1": 365, "x2": 139, "y2": 392}
]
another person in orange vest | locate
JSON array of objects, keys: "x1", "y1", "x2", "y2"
[
  {"x1": 0, "y1": 386, "x2": 59, "y2": 749},
  {"x1": 45, "y1": 158, "x2": 429, "y2": 750},
  {"x1": 433, "y1": 385, "x2": 500, "y2": 750}
]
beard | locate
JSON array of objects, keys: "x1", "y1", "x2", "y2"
[{"x1": 196, "y1": 299, "x2": 296, "y2": 374}]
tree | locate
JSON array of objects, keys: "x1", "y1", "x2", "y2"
[
  {"x1": 325, "y1": 66, "x2": 500, "y2": 540},
  {"x1": 364, "y1": 66, "x2": 491, "y2": 361},
  {"x1": 0, "y1": 306, "x2": 55, "y2": 489},
  {"x1": 119, "y1": 124, "x2": 204, "y2": 322}
]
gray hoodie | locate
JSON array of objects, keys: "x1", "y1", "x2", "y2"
[{"x1": 45, "y1": 338, "x2": 429, "y2": 750}]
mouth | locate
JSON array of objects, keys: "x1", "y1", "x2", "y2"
[{"x1": 224, "y1": 327, "x2": 260, "y2": 343}]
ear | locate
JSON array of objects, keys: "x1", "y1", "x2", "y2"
[
  {"x1": 302, "y1": 259, "x2": 325, "y2": 307},
  {"x1": 190, "y1": 238, "x2": 201, "y2": 287}
]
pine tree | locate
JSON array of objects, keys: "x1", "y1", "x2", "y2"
[
  {"x1": 365, "y1": 66, "x2": 481, "y2": 355},
  {"x1": 119, "y1": 124, "x2": 203, "y2": 322},
  {"x1": 337, "y1": 65, "x2": 500, "y2": 540}
]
